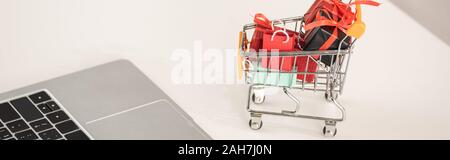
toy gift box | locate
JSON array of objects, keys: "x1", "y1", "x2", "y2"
[
  {"x1": 303, "y1": 24, "x2": 351, "y2": 66},
  {"x1": 251, "y1": 13, "x2": 299, "y2": 72},
  {"x1": 261, "y1": 30, "x2": 299, "y2": 71},
  {"x1": 302, "y1": 0, "x2": 354, "y2": 66},
  {"x1": 249, "y1": 13, "x2": 299, "y2": 87},
  {"x1": 251, "y1": 64, "x2": 297, "y2": 87}
]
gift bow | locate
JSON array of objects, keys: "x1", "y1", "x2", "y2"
[
  {"x1": 254, "y1": 13, "x2": 272, "y2": 29},
  {"x1": 304, "y1": 0, "x2": 380, "y2": 33}
]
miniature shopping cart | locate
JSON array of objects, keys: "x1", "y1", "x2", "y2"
[{"x1": 238, "y1": 16, "x2": 358, "y2": 137}]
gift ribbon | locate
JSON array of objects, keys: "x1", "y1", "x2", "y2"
[
  {"x1": 254, "y1": 13, "x2": 272, "y2": 29},
  {"x1": 305, "y1": 0, "x2": 351, "y2": 24},
  {"x1": 308, "y1": 1, "x2": 352, "y2": 50},
  {"x1": 306, "y1": 0, "x2": 379, "y2": 22},
  {"x1": 350, "y1": 0, "x2": 380, "y2": 6},
  {"x1": 303, "y1": 0, "x2": 379, "y2": 50},
  {"x1": 304, "y1": 0, "x2": 380, "y2": 32},
  {"x1": 304, "y1": 14, "x2": 352, "y2": 31}
]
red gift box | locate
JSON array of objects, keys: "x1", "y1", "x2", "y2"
[
  {"x1": 296, "y1": 56, "x2": 318, "y2": 83},
  {"x1": 250, "y1": 13, "x2": 300, "y2": 72},
  {"x1": 297, "y1": 35, "x2": 318, "y2": 83},
  {"x1": 250, "y1": 13, "x2": 278, "y2": 51},
  {"x1": 249, "y1": 13, "x2": 317, "y2": 81},
  {"x1": 261, "y1": 29, "x2": 298, "y2": 71}
]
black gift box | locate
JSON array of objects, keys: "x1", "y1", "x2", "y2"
[{"x1": 303, "y1": 11, "x2": 351, "y2": 66}]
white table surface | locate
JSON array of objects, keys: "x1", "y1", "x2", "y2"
[{"x1": 0, "y1": 0, "x2": 449, "y2": 139}]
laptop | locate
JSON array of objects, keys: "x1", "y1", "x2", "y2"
[{"x1": 0, "y1": 59, "x2": 211, "y2": 140}]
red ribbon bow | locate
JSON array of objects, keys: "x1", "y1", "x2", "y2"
[
  {"x1": 254, "y1": 13, "x2": 272, "y2": 29},
  {"x1": 304, "y1": 0, "x2": 380, "y2": 33}
]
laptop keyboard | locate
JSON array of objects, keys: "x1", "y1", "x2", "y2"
[{"x1": 0, "y1": 91, "x2": 90, "y2": 140}]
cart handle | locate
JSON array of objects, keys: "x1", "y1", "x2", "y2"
[{"x1": 237, "y1": 32, "x2": 244, "y2": 80}]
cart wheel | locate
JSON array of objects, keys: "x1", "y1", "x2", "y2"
[
  {"x1": 252, "y1": 93, "x2": 265, "y2": 104},
  {"x1": 322, "y1": 126, "x2": 337, "y2": 137},
  {"x1": 323, "y1": 121, "x2": 338, "y2": 137},
  {"x1": 249, "y1": 117, "x2": 263, "y2": 130}
]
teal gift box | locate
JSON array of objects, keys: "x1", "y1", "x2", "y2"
[{"x1": 251, "y1": 65, "x2": 296, "y2": 87}]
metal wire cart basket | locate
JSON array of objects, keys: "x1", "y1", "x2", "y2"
[{"x1": 238, "y1": 16, "x2": 356, "y2": 137}]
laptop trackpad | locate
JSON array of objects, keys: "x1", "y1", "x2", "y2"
[{"x1": 84, "y1": 100, "x2": 208, "y2": 140}]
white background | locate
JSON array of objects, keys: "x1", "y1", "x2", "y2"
[{"x1": 0, "y1": 0, "x2": 449, "y2": 139}]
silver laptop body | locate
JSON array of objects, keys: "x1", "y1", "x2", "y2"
[{"x1": 0, "y1": 59, "x2": 211, "y2": 140}]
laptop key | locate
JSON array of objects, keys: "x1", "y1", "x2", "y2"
[
  {"x1": 15, "y1": 129, "x2": 38, "y2": 140},
  {"x1": 55, "y1": 120, "x2": 79, "y2": 134},
  {"x1": 47, "y1": 111, "x2": 69, "y2": 124},
  {"x1": 65, "y1": 130, "x2": 90, "y2": 140},
  {"x1": 29, "y1": 119, "x2": 52, "y2": 133},
  {"x1": 29, "y1": 91, "x2": 51, "y2": 104},
  {"x1": 10, "y1": 97, "x2": 44, "y2": 122},
  {"x1": 45, "y1": 101, "x2": 60, "y2": 111},
  {"x1": 6, "y1": 119, "x2": 29, "y2": 133},
  {"x1": 37, "y1": 104, "x2": 52, "y2": 114},
  {"x1": 0, "y1": 103, "x2": 21, "y2": 123},
  {"x1": 38, "y1": 129, "x2": 62, "y2": 140},
  {"x1": 0, "y1": 128, "x2": 13, "y2": 140}
]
